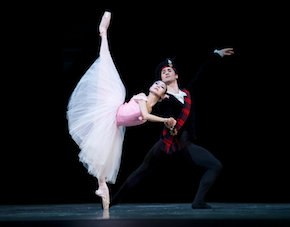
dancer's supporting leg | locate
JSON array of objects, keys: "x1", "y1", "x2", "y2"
[{"x1": 96, "y1": 177, "x2": 110, "y2": 210}]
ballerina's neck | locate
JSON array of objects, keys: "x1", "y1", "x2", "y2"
[{"x1": 147, "y1": 93, "x2": 160, "y2": 108}]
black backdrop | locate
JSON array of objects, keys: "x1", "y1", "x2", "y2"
[{"x1": 2, "y1": 2, "x2": 288, "y2": 205}]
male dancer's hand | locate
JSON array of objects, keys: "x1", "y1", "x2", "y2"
[
  {"x1": 164, "y1": 117, "x2": 177, "y2": 130},
  {"x1": 167, "y1": 117, "x2": 176, "y2": 128},
  {"x1": 220, "y1": 48, "x2": 234, "y2": 56}
]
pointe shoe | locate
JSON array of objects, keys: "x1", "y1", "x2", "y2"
[
  {"x1": 99, "y1": 11, "x2": 111, "y2": 36},
  {"x1": 96, "y1": 189, "x2": 110, "y2": 210}
]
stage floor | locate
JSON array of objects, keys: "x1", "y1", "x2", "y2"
[{"x1": 1, "y1": 203, "x2": 290, "y2": 226}]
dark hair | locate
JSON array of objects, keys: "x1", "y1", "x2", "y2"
[{"x1": 155, "y1": 58, "x2": 178, "y2": 80}]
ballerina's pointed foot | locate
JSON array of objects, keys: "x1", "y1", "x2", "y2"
[
  {"x1": 99, "y1": 11, "x2": 111, "y2": 36},
  {"x1": 96, "y1": 189, "x2": 110, "y2": 210}
]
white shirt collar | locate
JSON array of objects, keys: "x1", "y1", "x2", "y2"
[{"x1": 167, "y1": 90, "x2": 187, "y2": 104}]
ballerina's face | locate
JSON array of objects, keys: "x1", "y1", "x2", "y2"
[{"x1": 149, "y1": 80, "x2": 167, "y2": 97}]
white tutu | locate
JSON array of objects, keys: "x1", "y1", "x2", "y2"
[{"x1": 67, "y1": 36, "x2": 126, "y2": 184}]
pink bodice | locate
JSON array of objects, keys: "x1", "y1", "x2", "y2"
[{"x1": 116, "y1": 95, "x2": 147, "y2": 127}]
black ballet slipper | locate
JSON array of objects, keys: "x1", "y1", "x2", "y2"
[
  {"x1": 191, "y1": 202, "x2": 212, "y2": 209},
  {"x1": 109, "y1": 197, "x2": 121, "y2": 208}
]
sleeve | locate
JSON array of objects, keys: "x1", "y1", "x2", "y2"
[
  {"x1": 132, "y1": 94, "x2": 148, "y2": 102},
  {"x1": 155, "y1": 99, "x2": 174, "y2": 118},
  {"x1": 186, "y1": 53, "x2": 221, "y2": 93}
]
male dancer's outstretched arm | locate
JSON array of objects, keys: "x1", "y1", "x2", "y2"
[
  {"x1": 163, "y1": 48, "x2": 233, "y2": 131},
  {"x1": 177, "y1": 47, "x2": 234, "y2": 93}
]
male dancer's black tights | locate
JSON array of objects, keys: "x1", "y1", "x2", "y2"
[{"x1": 112, "y1": 131, "x2": 222, "y2": 207}]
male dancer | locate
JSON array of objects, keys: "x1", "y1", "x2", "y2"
[{"x1": 111, "y1": 48, "x2": 234, "y2": 209}]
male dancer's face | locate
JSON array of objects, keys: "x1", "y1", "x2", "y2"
[{"x1": 161, "y1": 67, "x2": 178, "y2": 84}]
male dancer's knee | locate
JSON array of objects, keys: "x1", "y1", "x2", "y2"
[
  {"x1": 126, "y1": 162, "x2": 151, "y2": 184},
  {"x1": 212, "y1": 161, "x2": 222, "y2": 174}
]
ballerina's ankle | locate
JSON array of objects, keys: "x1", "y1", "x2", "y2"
[{"x1": 100, "y1": 31, "x2": 107, "y2": 37}]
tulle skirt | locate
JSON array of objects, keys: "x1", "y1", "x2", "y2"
[{"x1": 67, "y1": 36, "x2": 126, "y2": 184}]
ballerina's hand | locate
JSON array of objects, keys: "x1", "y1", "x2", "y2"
[
  {"x1": 162, "y1": 94, "x2": 170, "y2": 100},
  {"x1": 164, "y1": 117, "x2": 175, "y2": 128},
  {"x1": 173, "y1": 117, "x2": 177, "y2": 126},
  {"x1": 169, "y1": 118, "x2": 178, "y2": 136},
  {"x1": 164, "y1": 117, "x2": 178, "y2": 136},
  {"x1": 169, "y1": 117, "x2": 177, "y2": 127},
  {"x1": 164, "y1": 119, "x2": 170, "y2": 128}
]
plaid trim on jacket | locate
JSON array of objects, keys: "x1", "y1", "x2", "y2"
[{"x1": 160, "y1": 89, "x2": 191, "y2": 154}]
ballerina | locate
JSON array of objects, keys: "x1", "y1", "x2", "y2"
[{"x1": 67, "y1": 11, "x2": 176, "y2": 209}]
